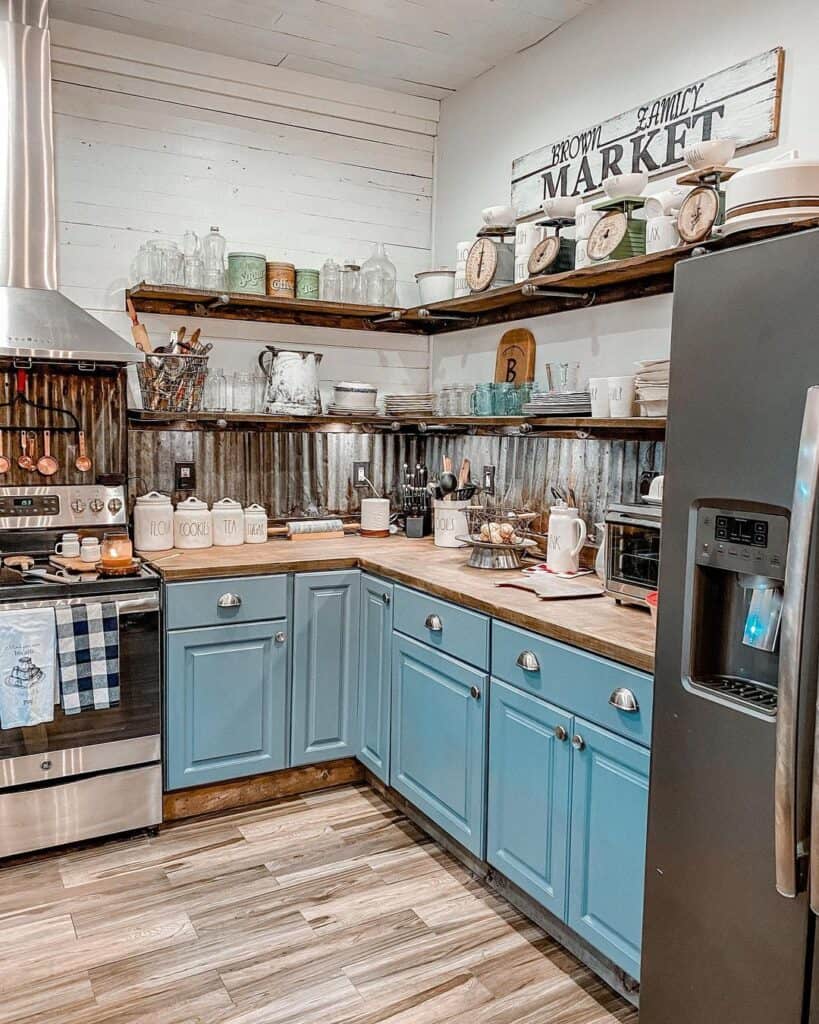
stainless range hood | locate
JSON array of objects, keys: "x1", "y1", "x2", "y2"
[{"x1": 0, "y1": 0, "x2": 142, "y2": 364}]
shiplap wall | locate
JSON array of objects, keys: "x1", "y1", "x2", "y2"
[{"x1": 49, "y1": 20, "x2": 437, "y2": 401}]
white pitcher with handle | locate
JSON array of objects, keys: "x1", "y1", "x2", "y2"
[{"x1": 546, "y1": 502, "x2": 588, "y2": 574}]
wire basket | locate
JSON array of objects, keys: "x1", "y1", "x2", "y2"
[
  {"x1": 137, "y1": 353, "x2": 209, "y2": 413},
  {"x1": 464, "y1": 501, "x2": 538, "y2": 545}
]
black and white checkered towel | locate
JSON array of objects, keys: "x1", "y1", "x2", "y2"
[{"x1": 55, "y1": 602, "x2": 120, "y2": 714}]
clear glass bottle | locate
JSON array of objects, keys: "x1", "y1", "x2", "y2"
[
  {"x1": 202, "y1": 226, "x2": 226, "y2": 291},
  {"x1": 340, "y1": 260, "x2": 361, "y2": 304},
  {"x1": 360, "y1": 242, "x2": 397, "y2": 306},
  {"x1": 319, "y1": 258, "x2": 341, "y2": 302}
]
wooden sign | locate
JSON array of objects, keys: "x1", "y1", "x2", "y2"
[
  {"x1": 495, "y1": 329, "x2": 536, "y2": 383},
  {"x1": 512, "y1": 48, "x2": 784, "y2": 218}
]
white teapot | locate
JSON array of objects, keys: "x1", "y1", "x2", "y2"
[{"x1": 546, "y1": 502, "x2": 588, "y2": 574}]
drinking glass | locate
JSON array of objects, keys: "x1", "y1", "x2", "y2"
[
  {"x1": 137, "y1": 242, "x2": 161, "y2": 285},
  {"x1": 182, "y1": 230, "x2": 199, "y2": 258},
  {"x1": 492, "y1": 382, "x2": 514, "y2": 415},
  {"x1": 203, "y1": 368, "x2": 227, "y2": 411},
  {"x1": 253, "y1": 374, "x2": 267, "y2": 413},
  {"x1": 470, "y1": 383, "x2": 494, "y2": 417},
  {"x1": 454, "y1": 384, "x2": 474, "y2": 416},
  {"x1": 341, "y1": 263, "x2": 361, "y2": 304},
  {"x1": 232, "y1": 371, "x2": 254, "y2": 412},
  {"x1": 184, "y1": 256, "x2": 204, "y2": 290},
  {"x1": 546, "y1": 361, "x2": 581, "y2": 394}
]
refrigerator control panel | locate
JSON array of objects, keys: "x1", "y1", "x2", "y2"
[{"x1": 694, "y1": 506, "x2": 789, "y2": 581}]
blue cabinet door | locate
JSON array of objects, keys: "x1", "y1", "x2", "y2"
[
  {"x1": 358, "y1": 575, "x2": 393, "y2": 783},
  {"x1": 567, "y1": 717, "x2": 650, "y2": 980},
  {"x1": 165, "y1": 620, "x2": 288, "y2": 790},
  {"x1": 391, "y1": 634, "x2": 488, "y2": 857},
  {"x1": 291, "y1": 570, "x2": 361, "y2": 766},
  {"x1": 487, "y1": 679, "x2": 572, "y2": 919}
]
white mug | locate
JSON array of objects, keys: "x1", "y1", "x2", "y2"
[
  {"x1": 608, "y1": 375, "x2": 636, "y2": 417},
  {"x1": 646, "y1": 215, "x2": 681, "y2": 254},
  {"x1": 455, "y1": 240, "x2": 472, "y2": 264},
  {"x1": 514, "y1": 255, "x2": 530, "y2": 283},
  {"x1": 575, "y1": 201, "x2": 603, "y2": 241},
  {"x1": 643, "y1": 186, "x2": 690, "y2": 219},
  {"x1": 588, "y1": 377, "x2": 610, "y2": 417},
  {"x1": 55, "y1": 533, "x2": 80, "y2": 558},
  {"x1": 574, "y1": 238, "x2": 590, "y2": 270},
  {"x1": 80, "y1": 538, "x2": 101, "y2": 563},
  {"x1": 515, "y1": 222, "x2": 543, "y2": 258}
]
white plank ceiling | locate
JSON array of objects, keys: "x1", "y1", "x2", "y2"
[{"x1": 50, "y1": 0, "x2": 599, "y2": 100}]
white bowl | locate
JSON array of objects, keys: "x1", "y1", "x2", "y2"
[
  {"x1": 602, "y1": 172, "x2": 649, "y2": 199},
  {"x1": 481, "y1": 205, "x2": 516, "y2": 227},
  {"x1": 683, "y1": 137, "x2": 737, "y2": 170},
  {"x1": 333, "y1": 382, "x2": 378, "y2": 411},
  {"x1": 415, "y1": 269, "x2": 456, "y2": 305},
  {"x1": 541, "y1": 195, "x2": 579, "y2": 219}
]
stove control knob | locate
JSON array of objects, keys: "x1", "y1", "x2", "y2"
[
  {"x1": 71, "y1": 499, "x2": 85, "y2": 513},
  {"x1": 108, "y1": 498, "x2": 123, "y2": 514},
  {"x1": 89, "y1": 498, "x2": 105, "y2": 514}
]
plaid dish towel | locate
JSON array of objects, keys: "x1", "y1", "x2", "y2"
[{"x1": 55, "y1": 602, "x2": 120, "y2": 714}]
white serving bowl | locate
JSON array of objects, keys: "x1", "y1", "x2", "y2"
[
  {"x1": 683, "y1": 137, "x2": 737, "y2": 169},
  {"x1": 415, "y1": 269, "x2": 456, "y2": 305},
  {"x1": 603, "y1": 171, "x2": 649, "y2": 199},
  {"x1": 481, "y1": 204, "x2": 516, "y2": 227},
  {"x1": 541, "y1": 195, "x2": 579, "y2": 219},
  {"x1": 724, "y1": 153, "x2": 819, "y2": 233},
  {"x1": 333, "y1": 382, "x2": 378, "y2": 411}
]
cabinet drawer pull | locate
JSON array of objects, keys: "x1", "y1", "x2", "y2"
[
  {"x1": 425, "y1": 613, "x2": 443, "y2": 632},
  {"x1": 608, "y1": 687, "x2": 639, "y2": 712},
  {"x1": 382, "y1": 593, "x2": 391, "y2": 605},
  {"x1": 516, "y1": 650, "x2": 540, "y2": 672},
  {"x1": 217, "y1": 593, "x2": 242, "y2": 608},
  {"x1": 571, "y1": 734, "x2": 586, "y2": 752},
  {"x1": 275, "y1": 632, "x2": 287, "y2": 644},
  {"x1": 554, "y1": 725, "x2": 568, "y2": 742},
  {"x1": 470, "y1": 685, "x2": 481, "y2": 700}
]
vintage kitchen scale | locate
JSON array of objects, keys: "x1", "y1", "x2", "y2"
[
  {"x1": 465, "y1": 227, "x2": 516, "y2": 292},
  {"x1": 587, "y1": 196, "x2": 648, "y2": 264},
  {"x1": 527, "y1": 218, "x2": 577, "y2": 276},
  {"x1": 675, "y1": 164, "x2": 739, "y2": 243}
]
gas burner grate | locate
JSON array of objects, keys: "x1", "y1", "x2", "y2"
[{"x1": 693, "y1": 675, "x2": 777, "y2": 716}]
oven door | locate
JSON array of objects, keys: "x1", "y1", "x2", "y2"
[
  {"x1": 605, "y1": 515, "x2": 661, "y2": 602},
  {"x1": 0, "y1": 591, "x2": 160, "y2": 786}
]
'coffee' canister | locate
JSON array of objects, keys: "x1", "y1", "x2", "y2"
[
  {"x1": 211, "y1": 497, "x2": 245, "y2": 547},
  {"x1": 244, "y1": 503, "x2": 268, "y2": 543},
  {"x1": 173, "y1": 496, "x2": 213, "y2": 549},
  {"x1": 133, "y1": 491, "x2": 174, "y2": 552},
  {"x1": 266, "y1": 261, "x2": 295, "y2": 298}
]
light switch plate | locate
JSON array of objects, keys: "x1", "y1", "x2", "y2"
[
  {"x1": 175, "y1": 461, "x2": 196, "y2": 491},
  {"x1": 482, "y1": 465, "x2": 496, "y2": 495}
]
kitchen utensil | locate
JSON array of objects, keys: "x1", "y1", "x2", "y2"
[
  {"x1": 481, "y1": 205, "x2": 516, "y2": 228},
  {"x1": 127, "y1": 298, "x2": 152, "y2": 353},
  {"x1": 332, "y1": 382, "x2": 377, "y2": 412},
  {"x1": 458, "y1": 535, "x2": 538, "y2": 570},
  {"x1": 80, "y1": 538, "x2": 102, "y2": 563},
  {"x1": 457, "y1": 458, "x2": 471, "y2": 490},
  {"x1": 646, "y1": 215, "x2": 682, "y2": 253},
  {"x1": 133, "y1": 491, "x2": 174, "y2": 551},
  {"x1": 676, "y1": 188, "x2": 720, "y2": 243},
  {"x1": 415, "y1": 269, "x2": 456, "y2": 305},
  {"x1": 0, "y1": 434, "x2": 8, "y2": 474},
  {"x1": 259, "y1": 348, "x2": 323, "y2": 416},
  {"x1": 603, "y1": 171, "x2": 649, "y2": 199},
  {"x1": 546, "y1": 503, "x2": 588, "y2": 574},
  {"x1": 211, "y1": 497, "x2": 245, "y2": 547},
  {"x1": 494, "y1": 328, "x2": 536, "y2": 384},
  {"x1": 74, "y1": 431, "x2": 92, "y2": 472},
  {"x1": 439, "y1": 472, "x2": 457, "y2": 499},
  {"x1": 575, "y1": 201, "x2": 604, "y2": 241},
  {"x1": 54, "y1": 533, "x2": 80, "y2": 557},
  {"x1": 541, "y1": 195, "x2": 578, "y2": 219},
  {"x1": 25, "y1": 433, "x2": 37, "y2": 472},
  {"x1": 644, "y1": 186, "x2": 691, "y2": 219},
  {"x1": 683, "y1": 137, "x2": 737, "y2": 170},
  {"x1": 244, "y1": 503, "x2": 268, "y2": 543},
  {"x1": 433, "y1": 499, "x2": 470, "y2": 548},
  {"x1": 267, "y1": 518, "x2": 356, "y2": 541},
  {"x1": 173, "y1": 496, "x2": 213, "y2": 549},
  {"x1": 17, "y1": 431, "x2": 32, "y2": 470},
  {"x1": 723, "y1": 150, "x2": 819, "y2": 234},
  {"x1": 496, "y1": 576, "x2": 604, "y2": 599}
]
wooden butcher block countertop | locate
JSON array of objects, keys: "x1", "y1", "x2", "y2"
[{"x1": 145, "y1": 536, "x2": 655, "y2": 673}]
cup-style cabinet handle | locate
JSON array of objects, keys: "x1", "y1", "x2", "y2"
[
  {"x1": 425, "y1": 613, "x2": 443, "y2": 632},
  {"x1": 382, "y1": 593, "x2": 391, "y2": 605},
  {"x1": 608, "y1": 687, "x2": 639, "y2": 712},
  {"x1": 516, "y1": 650, "x2": 540, "y2": 672},
  {"x1": 217, "y1": 593, "x2": 242, "y2": 608},
  {"x1": 470, "y1": 685, "x2": 481, "y2": 700},
  {"x1": 554, "y1": 725, "x2": 568, "y2": 742},
  {"x1": 275, "y1": 632, "x2": 287, "y2": 644},
  {"x1": 571, "y1": 734, "x2": 586, "y2": 751}
]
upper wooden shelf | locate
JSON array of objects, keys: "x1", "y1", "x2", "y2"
[{"x1": 126, "y1": 218, "x2": 819, "y2": 335}]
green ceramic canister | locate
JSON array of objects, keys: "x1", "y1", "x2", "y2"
[
  {"x1": 295, "y1": 268, "x2": 320, "y2": 300},
  {"x1": 227, "y1": 252, "x2": 266, "y2": 294}
]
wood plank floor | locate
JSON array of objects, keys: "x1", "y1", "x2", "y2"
[{"x1": 0, "y1": 784, "x2": 639, "y2": 1023}]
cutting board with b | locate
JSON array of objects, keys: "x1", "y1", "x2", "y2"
[{"x1": 494, "y1": 329, "x2": 536, "y2": 383}]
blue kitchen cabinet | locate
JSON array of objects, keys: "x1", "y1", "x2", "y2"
[
  {"x1": 391, "y1": 634, "x2": 488, "y2": 857},
  {"x1": 358, "y1": 575, "x2": 393, "y2": 783},
  {"x1": 487, "y1": 679, "x2": 572, "y2": 918},
  {"x1": 567, "y1": 716, "x2": 650, "y2": 980},
  {"x1": 165, "y1": 620, "x2": 288, "y2": 790},
  {"x1": 291, "y1": 570, "x2": 361, "y2": 766}
]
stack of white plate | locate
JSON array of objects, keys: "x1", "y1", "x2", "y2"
[
  {"x1": 383, "y1": 393, "x2": 436, "y2": 415},
  {"x1": 522, "y1": 390, "x2": 592, "y2": 416},
  {"x1": 635, "y1": 359, "x2": 669, "y2": 416}
]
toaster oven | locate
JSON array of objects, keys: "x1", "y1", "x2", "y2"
[{"x1": 604, "y1": 503, "x2": 662, "y2": 606}]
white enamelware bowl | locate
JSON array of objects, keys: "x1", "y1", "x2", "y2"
[
  {"x1": 683, "y1": 137, "x2": 737, "y2": 169},
  {"x1": 603, "y1": 171, "x2": 649, "y2": 199},
  {"x1": 415, "y1": 269, "x2": 456, "y2": 305},
  {"x1": 481, "y1": 204, "x2": 516, "y2": 227},
  {"x1": 333, "y1": 382, "x2": 378, "y2": 411},
  {"x1": 541, "y1": 195, "x2": 579, "y2": 219},
  {"x1": 724, "y1": 153, "x2": 819, "y2": 232}
]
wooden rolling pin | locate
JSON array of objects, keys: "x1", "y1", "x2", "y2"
[{"x1": 268, "y1": 519, "x2": 361, "y2": 541}]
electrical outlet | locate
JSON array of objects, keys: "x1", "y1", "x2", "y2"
[
  {"x1": 175, "y1": 461, "x2": 196, "y2": 491},
  {"x1": 353, "y1": 461, "x2": 370, "y2": 487},
  {"x1": 482, "y1": 465, "x2": 496, "y2": 495}
]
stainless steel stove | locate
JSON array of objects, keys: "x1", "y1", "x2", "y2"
[{"x1": 0, "y1": 485, "x2": 161, "y2": 857}]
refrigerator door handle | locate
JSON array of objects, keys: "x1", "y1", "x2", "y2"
[{"x1": 777, "y1": 386, "x2": 819, "y2": 898}]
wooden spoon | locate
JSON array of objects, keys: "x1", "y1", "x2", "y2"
[
  {"x1": 37, "y1": 430, "x2": 58, "y2": 476},
  {"x1": 0, "y1": 433, "x2": 9, "y2": 474},
  {"x1": 18, "y1": 430, "x2": 33, "y2": 471},
  {"x1": 75, "y1": 431, "x2": 92, "y2": 473}
]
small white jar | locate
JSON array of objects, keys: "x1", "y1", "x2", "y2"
[
  {"x1": 211, "y1": 497, "x2": 245, "y2": 547},
  {"x1": 173, "y1": 496, "x2": 213, "y2": 549},
  {"x1": 133, "y1": 491, "x2": 174, "y2": 552},
  {"x1": 244, "y1": 503, "x2": 268, "y2": 544}
]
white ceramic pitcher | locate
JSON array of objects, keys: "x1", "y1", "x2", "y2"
[
  {"x1": 546, "y1": 503, "x2": 588, "y2": 574},
  {"x1": 259, "y1": 347, "x2": 323, "y2": 415}
]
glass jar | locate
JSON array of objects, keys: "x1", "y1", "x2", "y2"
[
  {"x1": 203, "y1": 368, "x2": 227, "y2": 411},
  {"x1": 319, "y1": 258, "x2": 341, "y2": 301},
  {"x1": 164, "y1": 248, "x2": 184, "y2": 286},
  {"x1": 232, "y1": 371, "x2": 254, "y2": 412},
  {"x1": 182, "y1": 230, "x2": 199, "y2": 258},
  {"x1": 340, "y1": 261, "x2": 361, "y2": 304},
  {"x1": 100, "y1": 530, "x2": 133, "y2": 568},
  {"x1": 184, "y1": 256, "x2": 204, "y2": 290},
  {"x1": 360, "y1": 242, "x2": 397, "y2": 306},
  {"x1": 470, "y1": 383, "x2": 494, "y2": 417},
  {"x1": 201, "y1": 226, "x2": 226, "y2": 290},
  {"x1": 454, "y1": 384, "x2": 474, "y2": 416},
  {"x1": 253, "y1": 374, "x2": 267, "y2": 413},
  {"x1": 137, "y1": 242, "x2": 162, "y2": 285}
]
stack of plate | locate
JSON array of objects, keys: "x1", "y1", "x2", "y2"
[
  {"x1": 522, "y1": 390, "x2": 592, "y2": 416},
  {"x1": 383, "y1": 393, "x2": 436, "y2": 415},
  {"x1": 635, "y1": 359, "x2": 669, "y2": 417}
]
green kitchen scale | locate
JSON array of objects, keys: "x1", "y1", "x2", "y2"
[
  {"x1": 675, "y1": 165, "x2": 739, "y2": 243},
  {"x1": 528, "y1": 218, "x2": 577, "y2": 275},
  {"x1": 587, "y1": 196, "x2": 647, "y2": 263}
]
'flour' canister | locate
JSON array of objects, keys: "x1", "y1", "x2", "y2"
[
  {"x1": 133, "y1": 491, "x2": 174, "y2": 552},
  {"x1": 211, "y1": 497, "x2": 245, "y2": 547},
  {"x1": 173, "y1": 496, "x2": 213, "y2": 549},
  {"x1": 244, "y1": 503, "x2": 268, "y2": 543}
]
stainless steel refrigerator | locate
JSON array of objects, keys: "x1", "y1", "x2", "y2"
[{"x1": 640, "y1": 229, "x2": 819, "y2": 1023}]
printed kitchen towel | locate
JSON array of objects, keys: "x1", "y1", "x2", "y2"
[
  {"x1": 56, "y1": 602, "x2": 120, "y2": 714},
  {"x1": 0, "y1": 609, "x2": 57, "y2": 728}
]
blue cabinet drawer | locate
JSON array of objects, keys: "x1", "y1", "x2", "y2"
[
  {"x1": 165, "y1": 574, "x2": 288, "y2": 630},
  {"x1": 393, "y1": 585, "x2": 489, "y2": 670},
  {"x1": 491, "y1": 621, "x2": 653, "y2": 746}
]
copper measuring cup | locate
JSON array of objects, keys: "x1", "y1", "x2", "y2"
[
  {"x1": 0, "y1": 433, "x2": 8, "y2": 474},
  {"x1": 37, "y1": 430, "x2": 58, "y2": 476},
  {"x1": 75, "y1": 431, "x2": 92, "y2": 473}
]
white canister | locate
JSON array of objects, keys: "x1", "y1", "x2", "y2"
[
  {"x1": 244, "y1": 503, "x2": 268, "y2": 544},
  {"x1": 575, "y1": 201, "x2": 604, "y2": 241},
  {"x1": 588, "y1": 377, "x2": 610, "y2": 418},
  {"x1": 211, "y1": 497, "x2": 245, "y2": 547},
  {"x1": 546, "y1": 503, "x2": 588, "y2": 574},
  {"x1": 433, "y1": 499, "x2": 470, "y2": 548},
  {"x1": 456, "y1": 240, "x2": 472, "y2": 264},
  {"x1": 134, "y1": 491, "x2": 174, "y2": 552},
  {"x1": 454, "y1": 261, "x2": 469, "y2": 298},
  {"x1": 173, "y1": 496, "x2": 213, "y2": 549},
  {"x1": 361, "y1": 498, "x2": 391, "y2": 538},
  {"x1": 514, "y1": 255, "x2": 530, "y2": 284},
  {"x1": 574, "y1": 238, "x2": 590, "y2": 270},
  {"x1": 515, "y1": 222, "x2": 543, "y2": 259},
  {"x1": 646, "y1": 215, "x2": 681, "y2": 254}
]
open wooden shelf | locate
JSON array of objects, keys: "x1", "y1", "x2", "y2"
[
  {"x1": 126, "y1": 218, "x2": 819, "y2": 336},
  {"x1": 128, "y1": 409, "x2": 665, "y2": 438}
]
